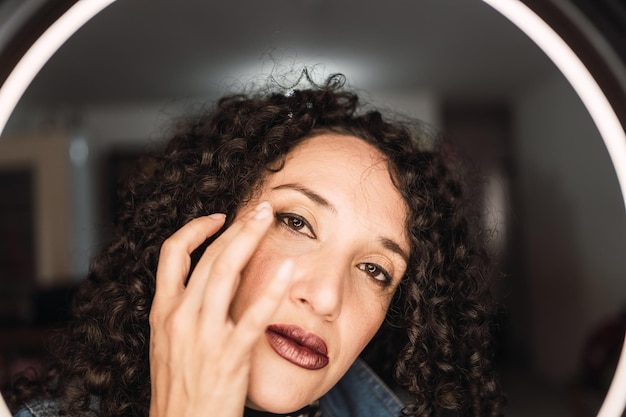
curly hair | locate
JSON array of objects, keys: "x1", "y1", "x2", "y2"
[{"x1": 7, "y1": 74, "x2": 504, "y2": 417}]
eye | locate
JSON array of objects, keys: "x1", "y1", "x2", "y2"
[
  {"x1": 275, "y1": 213, "x2": 317, "y2": 239},
  {"x1": 357, "y1": 263, "x2": 392, "y2": 287}
]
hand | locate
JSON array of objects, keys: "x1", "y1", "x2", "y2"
[{"x1": 148, "y1": 202, "x2": 293, "y2": 417}]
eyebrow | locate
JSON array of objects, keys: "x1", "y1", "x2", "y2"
[
  {"x1": 272, "y1": 183, "x2": 337, "y2": 213},
  {"x1": 273, "y1": 182, "x2": 409, "y2": 264},
  {"x1": 379, "y1": 237, "x2": 409, "y2": 265}
]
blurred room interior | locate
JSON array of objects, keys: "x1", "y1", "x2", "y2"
[{"x1": 0, "y1": 0, "x2": 624, "y2": 416}]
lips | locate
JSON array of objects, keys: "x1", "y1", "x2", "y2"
[{"x1": 265, "y1": 324, "x2": 329, "y2": 370}]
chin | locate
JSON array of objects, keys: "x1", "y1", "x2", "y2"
[
  {"x1": 246, "y1": 344, "x2": 329, "y2": 413},
  {"x1": 246, "y1": 388, "x2": 312, "y2": 413},
  {"x1": 246, "y1": 365, "x2": 315, "y2": 413},
  {"x1": 246, "y1": 398, "x2": 306, "y2": 414}
]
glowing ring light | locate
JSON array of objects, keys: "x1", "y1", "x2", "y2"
[
  {"x1": 482, "y1": 3, "x2": 626, "y2": 417},
  {"x1": 0, "y1": 0, "x2": 117, "y2": 134},
  {"x1": 0, "y1": 1, "x2": 623, "y2": 416}
]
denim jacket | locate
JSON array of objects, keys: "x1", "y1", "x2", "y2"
[{"x1": 14, "y1": 359, "x2": 404, "y2": 417}]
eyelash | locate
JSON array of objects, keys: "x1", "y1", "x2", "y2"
[
  {"x1": 275, "y1": 212, "x2": 393, "y2": 288},
  {"x1": 357, "y1": 263, "x2": 393, "y2": 287},
  {"x1": 275, "y1": 212, "x2": 317, "y2": 239}
]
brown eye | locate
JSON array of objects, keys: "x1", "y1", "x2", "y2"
[
  {"x1": 357, "y1": 263, "x2": 392, "y2": 287},
  {"x1": 288, "y1": 217, "x2": 304, "y2": 230},
  {"x1": 276, "y1": 213, "x2": 317, "y2": 239}
]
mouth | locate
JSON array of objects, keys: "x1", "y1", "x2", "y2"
[{"x1": 265, "y1": 324, "x2": 329, "y2": 370}]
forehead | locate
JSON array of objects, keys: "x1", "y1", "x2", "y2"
[
  {"x1": 285, "y1": 133, "x2": 390, "y2": 173},
  {"x1": 266, "y1": 133, "x2": 410, "y2": 246}
]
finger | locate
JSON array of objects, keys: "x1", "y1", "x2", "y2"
[
  {"x1": 229, "y1": 259, "x2": 293, "y2": 354},
  {"x1": 186, "y1": 201, "x2": 267, "y2": 284},
  {"x1": 194, "y1": 201, "x2": 274, "y2": 315},
  {"x1": 154, "y1": 214, "x2": 226, "y2": 301}
]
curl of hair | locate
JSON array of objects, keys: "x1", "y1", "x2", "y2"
[{"x1": 7, "y1": 74, "x2": 504, "y2": 417}]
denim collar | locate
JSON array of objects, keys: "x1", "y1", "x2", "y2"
[{"x1": 319, "y1": 358, "x2": 404, "y2": 417}]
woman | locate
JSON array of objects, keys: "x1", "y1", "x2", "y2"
[{"x1": 7, "y1": 74, "x2": 504, "y2": 417}]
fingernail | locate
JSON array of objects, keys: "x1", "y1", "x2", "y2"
[
  {"x1": 208, "y1": 213, "x2": 226, "y2": 220},
  {"x1": 254, "y1": 201, "x2": 272, "y2": 220}
]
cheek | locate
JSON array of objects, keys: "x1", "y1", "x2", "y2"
[
  {"x1": 342, "y1": 301, "x2": 389, "y2": 354},
  {"x1": 229, "y1": 244, "x2": 280, "y2": 322}
]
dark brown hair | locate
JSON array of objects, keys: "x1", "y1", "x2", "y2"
[{"x1": 8, "y1": 74, "x2": 504, "y2": 417}]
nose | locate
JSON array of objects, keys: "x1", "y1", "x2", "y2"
[{"x1": 289, "y1": 254, "x2": 347, "y2": 321}]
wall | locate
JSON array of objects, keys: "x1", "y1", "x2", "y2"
[
  {"x1": 0, "y1": 130, "x2": 72, "y2": 286},
  {"x1": 513, "y1": 71, "x2": 626, "y2": 382}
]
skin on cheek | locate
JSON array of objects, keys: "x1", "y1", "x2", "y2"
[
  {"x1": 231, "y1": 243, "x2": 284, "y2": 322},
  {"x1": 345, "y1": 307, "x2": 389, "y2": 358},
  {"x1": 231, "y1": 273, "x2": 262, "y2": 318}
]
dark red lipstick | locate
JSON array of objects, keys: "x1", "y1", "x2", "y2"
[{"x1": 265, "y1": 324, "x2": 329, "y2": 370}]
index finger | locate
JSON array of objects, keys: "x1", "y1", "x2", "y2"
[{"x1": 154, "y1": 214, "x2": 226, "y2": 301}]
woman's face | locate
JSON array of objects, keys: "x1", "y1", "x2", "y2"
[{"x1": 230, "y1": 133, "x2": 409, "y2": 412}]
